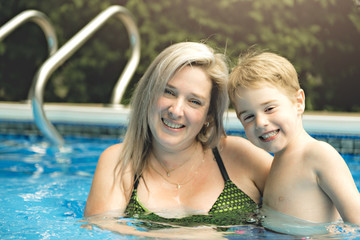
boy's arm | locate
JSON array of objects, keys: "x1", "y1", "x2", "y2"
[
  {"x1": 315, "y1": 142, "x2": 360, "y2": 224},
  {"x1": 222, "y1": 136, "x2": 272, "y2": 196}
]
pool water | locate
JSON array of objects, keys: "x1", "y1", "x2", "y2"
[{"x1": 1, "y1": 133, "x2": 360, "y2": 239}]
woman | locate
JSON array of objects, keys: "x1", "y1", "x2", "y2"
[{"x1": 84, "y1": 42, "x2": 272, "y2": 226}]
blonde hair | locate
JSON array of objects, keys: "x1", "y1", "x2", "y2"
[
  {"x1": 228, "y1": 51, "x2": 300, "y2": 105},
  {"x1": 117, "y1": 42, "x2": 229, "y2": 195}
]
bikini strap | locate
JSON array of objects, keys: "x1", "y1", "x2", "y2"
[
  {"x1": 133, "y1": 148, "x2": 229, "y2": 186},
  {"x1": 212, "y1": 147, "x2": 230, "y2": 181},
  {"x1": 133, "y1": 175, "x2": 139, "y2": 189}
]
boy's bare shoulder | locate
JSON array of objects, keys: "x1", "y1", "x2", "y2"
[
  {"x1": 303, "y1": 139, "x2": 343, "y2": 167},
  {"x1": 304, "y1": 139, "x2": 339, "y2": 157}
]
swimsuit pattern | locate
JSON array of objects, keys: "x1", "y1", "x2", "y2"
[{"x1": 124, "y1": 148, "x2": 258, "y2": 226}]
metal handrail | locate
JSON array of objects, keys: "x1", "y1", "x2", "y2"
[
  {"x1": 0, "y1": 10, "x2": 58, "y2": 54},
  {"x1": 29, "y1": 5, "x2": 140, "y2": 146},
  {"x1": 355, "y1": 0, "x2": 360, "y2": 9},
  {"x1": 0, "y1": 10, "x2": 58, "y2": 101}
]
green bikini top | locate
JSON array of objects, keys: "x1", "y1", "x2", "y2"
[{"x1": 124, "y1": 148, "x2": 258, "y2": 226}]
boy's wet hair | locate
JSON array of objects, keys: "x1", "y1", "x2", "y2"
[{"x1": 228, "y1": 51, "x2": 300, "y2": 104}]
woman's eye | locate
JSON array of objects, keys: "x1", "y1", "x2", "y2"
[
  {"x1": 190, "y1": 99, "x2": 201, "y2": 105},
  {"x1": 164, "y1": 88, "x2": 174, "y2": 96}
]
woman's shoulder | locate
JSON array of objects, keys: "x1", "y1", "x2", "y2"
[
  {"x1": 84, "y1": 143, "x2": 128, "y2": 216},
  {"x1": 102, "y1": 142, "x2": 123, "y2": 155},
  {"x1": 94, "y1": 143, "x2": 129, "y2": 181},
  {"x1": 98, "y1": 143, "x2": 123, "y2": 165}
]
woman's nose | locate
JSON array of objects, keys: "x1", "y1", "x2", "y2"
[{"x1": 168, "y1": 99, "x2": 184, "y2": 119}]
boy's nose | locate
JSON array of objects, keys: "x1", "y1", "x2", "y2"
[{"x1": 255, "y1": 114, "x2": 269, "y2": 128}]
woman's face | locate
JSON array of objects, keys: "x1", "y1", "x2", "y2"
[{"x1": 149, "y1": 65, "x2": 212, "y2": 151}]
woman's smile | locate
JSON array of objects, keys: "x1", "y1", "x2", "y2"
[{"x1": 162, "y1": 118, "x2": 185, "y2": 129}]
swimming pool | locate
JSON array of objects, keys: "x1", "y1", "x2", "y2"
[{"x1": 1, "y1": 103, "x2": 360, "y2": 239}]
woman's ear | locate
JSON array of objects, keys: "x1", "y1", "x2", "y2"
[{"x1": 296, "y1": 89, "x2": 305, "y2": 114}]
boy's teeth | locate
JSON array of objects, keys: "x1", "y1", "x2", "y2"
[
  {"x1": 163, "y1": 118, "x2": 183, "y2": 129},
  {"x1": 261, "y1": 130, "x2": 279, "y2": 140}
]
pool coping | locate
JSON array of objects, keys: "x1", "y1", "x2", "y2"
[{"x1": 1, "y1": 102, "x2": 360, "y2": 135}]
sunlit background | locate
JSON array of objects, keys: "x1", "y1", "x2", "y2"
[{"x1": 1, "y1": 0, "x2": 359, "y2": 112}]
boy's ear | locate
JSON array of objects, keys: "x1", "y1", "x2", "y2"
[{"x1": 296, "y1": 89, "x2": 305, "y2": 114}]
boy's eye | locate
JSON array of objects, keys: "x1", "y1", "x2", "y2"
[
  {"x1": 243, "y1": 114, "x2": 254, "y2": 122},
  {"x1": 265, "y1": 106, "x2": 276, "y2": 112}
]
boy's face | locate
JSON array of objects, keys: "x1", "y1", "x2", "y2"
[{"x1": 233, "y1": 85, "x2": 304, "y2": 154}]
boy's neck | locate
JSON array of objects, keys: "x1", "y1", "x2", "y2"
[{"x1": 273, "y1": 127, "x2": 311, "y2": 160}]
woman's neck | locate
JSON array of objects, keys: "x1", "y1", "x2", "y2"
[{"x1": 151, "y1": 141, "x2": 202, "y2": 170}]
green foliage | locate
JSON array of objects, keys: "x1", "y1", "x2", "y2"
[{"x1": 0, "y1": 0, "x2": 359, "y2": 111}]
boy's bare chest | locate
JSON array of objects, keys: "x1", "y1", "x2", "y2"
[{"x1": 263, "y1": 159, "x2": 318, "y2": 209}]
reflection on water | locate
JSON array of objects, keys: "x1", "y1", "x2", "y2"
[
  {"x1": 83, "y1": 211, "x2": 360, "y2": 239},
  {"x1": 260, "y1": 204, "x2": 360, "y2": 237},
  {"x1": 1, "y1": 134, "x2": 360, "y2": 239}
]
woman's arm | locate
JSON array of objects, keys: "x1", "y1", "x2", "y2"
[{"x1": 84, "y1": 143, "x2": 130, "y2": 217}]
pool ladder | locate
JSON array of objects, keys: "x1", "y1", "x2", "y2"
[
  {"x1": 0, "y1": 10, "x2": 59, "y2": 101},
  {"x1": 1, "y1": 6, "x2": 140, "y2": 146}
]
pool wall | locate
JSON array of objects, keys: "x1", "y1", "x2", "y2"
[{"x1": 1, "y1": 102, "x2": 360, "y2": 154}]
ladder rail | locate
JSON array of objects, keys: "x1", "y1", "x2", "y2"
[
  {"x1": 0, "y1": 10, "x2": 58, "y2": 54},
  {"x1": 110, "y1": 12, "x2": 140, "y2": 106},
  {"x1": 29, "y1": 5, "x2": 140, "y2": 146},
  {"x1": 0, "y1": 10, "x2": 58, "y2": 101}
]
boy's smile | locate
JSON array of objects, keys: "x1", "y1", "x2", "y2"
[
  {"x1": 259, "y1": 129, "x2": 280, "y2": 142},
  {"x1": 234, "y1": 85, "x2": 303, "y2": 154}
]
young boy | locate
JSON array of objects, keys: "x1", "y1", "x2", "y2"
[{"x1": 228, "y1": 51, "x2": 360, "y2": 234}]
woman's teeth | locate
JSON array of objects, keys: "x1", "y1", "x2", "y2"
[{"x1": 162, "y1": 118, "x2": 183, "y2": 129}]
